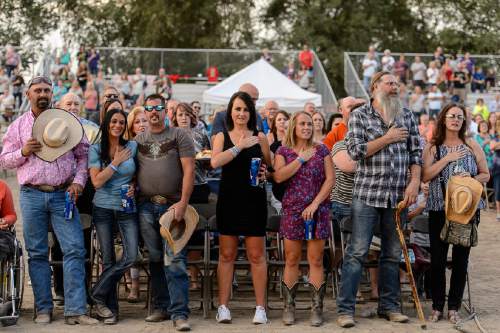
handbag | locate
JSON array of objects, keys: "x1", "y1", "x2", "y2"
[{"x1": 435, "y1": 145, "x2": 478, "y2": 247}]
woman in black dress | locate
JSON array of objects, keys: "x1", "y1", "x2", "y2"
[{"x1": 211, "y1": 91, "x2": 272, "y2": 324}]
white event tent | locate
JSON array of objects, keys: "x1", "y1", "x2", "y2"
[{"x1": 202, "y1": 59, "x2": 322, "y2": 109}]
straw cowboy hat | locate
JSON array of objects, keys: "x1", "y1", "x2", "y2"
[
  {"x1": 82, "y1": 123, "x2": 101, "y2": 144},
  {"x1": 445, "y1": 176, "x2": 483, "y2": 224},
  {"x1": 32, "y1": 108, "x2": 84, "y2": 162},
  {"x1": 159, "y1": 205, "x2": 199, "y2": 255}
]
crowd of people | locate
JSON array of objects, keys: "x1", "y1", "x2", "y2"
[
  {"x1": 0, "y1": 44, "x2": 497, "y2": 331},
  {"x1": 361, "y1": 46, "x2": 499, "y2": 116}
]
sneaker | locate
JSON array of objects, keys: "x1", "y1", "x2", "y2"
[
  {"x1": 173, "y1": 318, "x2": 191, "y2": 331},
  {"x1": 216, "y1": 305, "x2": 231, "y2": 324},
  {"x1": 496, "y1": 213, "x2": 500, "y2": 221},
  {"x1": 336, "y1": 314, "x2": 355, "y2": 328},
  {"x1": 378, "y1": 311, "x2": 409, "y2": 323},
  {"x1": 252, "y1": 306, "x2": 268, "y2": 325},
  {"x1": 65, "y1": 314, "x2": 99, "y2": 325},
  {"x1": 34, "y1": 312, "x2": 52, "y2": 324}
]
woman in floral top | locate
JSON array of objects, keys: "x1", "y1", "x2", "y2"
[{"x1": 273, "y1": 111, "x2": 334, "y2": 326}]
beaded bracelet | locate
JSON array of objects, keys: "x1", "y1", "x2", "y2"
[
  {"x1": 297, "y1": 157, "x2": 306, "y2": 165},
  {"x1": 229, "y1": 146, "x2": 241, "y2": 157}
]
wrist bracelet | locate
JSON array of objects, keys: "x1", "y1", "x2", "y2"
[
  {"x1": 297, "y1": 157, "x2": 306, "y2": 165},
  {"x1": 109, "y1": 164, "x2": 118, "y2": 172},
  {"x1": 229, "y1": 146, "x2": 241, "y2": 157}
]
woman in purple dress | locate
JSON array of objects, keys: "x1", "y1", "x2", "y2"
[{"x1": 273, "y1": 111, "x2": 334, "y2": 326}]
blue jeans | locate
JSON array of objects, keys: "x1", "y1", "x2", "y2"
[
  {"x1": 138, "y1": 201, "x2": 190, "y2": 320},
  {"x1": 337, "y1": 199, "x2": 402, "y2": 315},
  {"x1": 20, "y1": 186, "x2": 87, "y2": 316},
  {"x1": 91, "y1": 206, "x2": 138, "y2": 313},
  {"x1": 331, "y1": 201, "x2": 351, "y2": 243}
]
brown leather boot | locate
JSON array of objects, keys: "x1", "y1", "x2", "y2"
[
  {"x1": 310, "y1": 282, "x2": 326, "y2": 327},
  {"x1": 282, "y1": 280, "x2": 298, "y2": 325}
]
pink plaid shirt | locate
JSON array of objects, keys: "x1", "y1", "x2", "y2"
[{"x1": 0, "y1": 111, "x2": 89, "y2": 187}]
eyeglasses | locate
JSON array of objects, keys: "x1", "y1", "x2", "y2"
[
  {"x1": 144, "y1": 105, "x2": 165, "y2": 112},
  {"x1": 105, "y1": 94, "x2": 119, "y2": 99},
  {"x1": 445, "y1": 114, "x2": 465, "y2": 121},
  {"x1": 28, "y1": 76, "x2": 53, "y2": 88}
]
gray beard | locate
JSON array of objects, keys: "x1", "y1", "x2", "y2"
[{"x1": 375, "y1": 92, "x2": 402, "y2": 125}]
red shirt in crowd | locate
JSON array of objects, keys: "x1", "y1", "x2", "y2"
[
  {"x1": 0, "y1": 180, "x2": 17, "y2": 227},
  {"x1": 299, "y1": 50, "x2": 313, "y2": 69}
]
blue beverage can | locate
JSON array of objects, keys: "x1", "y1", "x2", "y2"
[
  {"x1": 249, "y1": 157, "x2": 262, "y2": 187},
  {"x1": 304, "y1": 219, "x2": 316, "y2": 240},
  {"x1": 64, "y1": 191, "x2": 74, "y2": 220},
  {"x1": 120, "y1": 184, "x2": 135, "y2": 213}
]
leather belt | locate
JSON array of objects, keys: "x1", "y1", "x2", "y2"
[
  {"x1": 24, "y1": 182, "x2": 70, "y2": 193},
  {"x1": 150, "y1": 195, "x2": 169, "y2": 205}
]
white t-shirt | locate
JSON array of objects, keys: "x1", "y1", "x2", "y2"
[
  {"x1": 362, "y1": 58, "x2": 378, "y2": 78},
  {"x1": 427, "y1": 91, "x2": 443, "y2": 110},
  {"x1": 426, "y1": 68, "x2": 439, "y2": 85},
  {"x1": 469, "y1": 121, "x2": 478, "y2": 135},
  {"x1": 131, "y1": 74, "x2": 145, "y2": 95},
  {"x1": 411, "y1": 62, "x2": 427, "y2": 81},
  {"x1": 489, "y1": 101, "x2": 500, "y2": 113},
  {"x1": 381, "y1": 56, "x2": 395, "y2": 72}
]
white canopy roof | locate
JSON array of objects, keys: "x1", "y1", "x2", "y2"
[{"x1": 202, "y1": 59, "x2": 322, "y2": 108}]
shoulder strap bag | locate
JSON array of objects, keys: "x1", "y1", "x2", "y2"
[{"x1": 435, "y1": 145, "x2": 478, "y2": 247}]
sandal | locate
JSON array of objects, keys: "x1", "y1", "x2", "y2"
[
  {"x1": 428, "y1": 310, "x2": 443, "y2": 322},
  {"x1": 448, "y1": 310, "x2": 461, "y2": 324}
]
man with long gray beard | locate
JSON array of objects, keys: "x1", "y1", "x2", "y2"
[{"x1": 336, "y1": 71, "x2": 422, "y2": 328}]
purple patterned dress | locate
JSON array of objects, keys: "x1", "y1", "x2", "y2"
[{"x1": 276, "y1": 144, "x2": 331, "y2": 240}]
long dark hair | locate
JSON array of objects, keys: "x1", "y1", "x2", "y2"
[
  {"x1": 99, "y1": 108, "x2": 129, "y2": 167},
  {"x1": 226, "y1": 91, "x2": 257, "y2": 131},
  {"x1": 431, "y1": 103, "x2": 468, "y2": 148}
]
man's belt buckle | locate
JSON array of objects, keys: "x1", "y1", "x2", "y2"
[
  {"x1": 151, "y1": 195, "x2": 168, "y2": 205},
  {"x1": 39, "y1": 185, "x2": 56, "y2": 192}
]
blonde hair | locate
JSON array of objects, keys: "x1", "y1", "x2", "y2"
[
  {"x1": 125, "y1": 106, "x2": 145, "y2": 139},
  {"x1": 283, "y1": 111, "x2": 314, "y2": 148}
]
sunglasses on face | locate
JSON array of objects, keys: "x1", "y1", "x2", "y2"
[
  {"x1": 105, "y1": 94, "x2": 119, "y2": 99},
  {"x1": 144, "y1": 105, "x2": 165, "y2": 112},
  {"x1": 445, "y1": 114, "x2": 465, "y2": 120}
]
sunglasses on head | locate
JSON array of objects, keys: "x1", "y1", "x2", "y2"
[
  {"x1": 105, "y1": 94, "x2": 119, "y2": 99},
  {"x1": 144, "y1": 105, "x2": 165, "y2": 112},
  {"x1": 28, "y1": 76, "x2": 53, "y2": 88}
]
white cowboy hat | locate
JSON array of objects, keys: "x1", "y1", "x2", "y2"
[
  {"x1": 159, "y1": 205, "x2": 199, "y2": 255},
  {"x1": 445, "y1": 176, "x2": 483, "y2": 224},
  {"x1": 32, "y1": 108, "x2": 84, "y2": 162}
]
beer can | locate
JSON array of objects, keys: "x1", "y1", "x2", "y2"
[
  {"x1": 249, "y1": 157, "x2": 262, "y2": 187},
  {"x1": 120, "y1": 184, "x2": 135, "y2": 213},
  {"x1": 64, "y1": 191, "x2": 74, "y2": 220},
  {"x1": 304, "y1": 219, "x2": 316, "y2": 240}
]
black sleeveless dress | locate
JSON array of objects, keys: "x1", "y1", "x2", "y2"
[{"x1": 216, "y1": 130, "x2": 267, "y2": 236}]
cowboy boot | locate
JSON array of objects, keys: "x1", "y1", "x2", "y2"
[
  {"x1": 310, "y1": 282, "x2": 326, "y2": 327},
  {"x1": 282, "y1": 280, "x2": 298, "y2": 325}
]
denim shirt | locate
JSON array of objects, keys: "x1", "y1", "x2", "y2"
[{"x1": 88, "y1": 141, "x2": 137, "y2": 211}]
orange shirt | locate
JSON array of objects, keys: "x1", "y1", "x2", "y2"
[
  {"x1": 323, "y1": 122, "x2": 348, "y2": 150},
  {"x1": 0, "y1": 180, "x2": 16, "y2": 226}
]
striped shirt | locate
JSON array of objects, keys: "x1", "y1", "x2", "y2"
[
  {"x1": 345, "y1": 102, "x2": 422, "y2": 208},
  {"x1": 330, "y1": 141, "x2": 354, "y2": 205}
]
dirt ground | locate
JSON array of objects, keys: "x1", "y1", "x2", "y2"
[{"x1": 1, "y1": 173, "x2": 499, "y2": 333}]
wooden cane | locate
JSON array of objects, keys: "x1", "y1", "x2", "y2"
[{"x1": 395, "y1": 201, "x2": 427, "y2": 329}]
